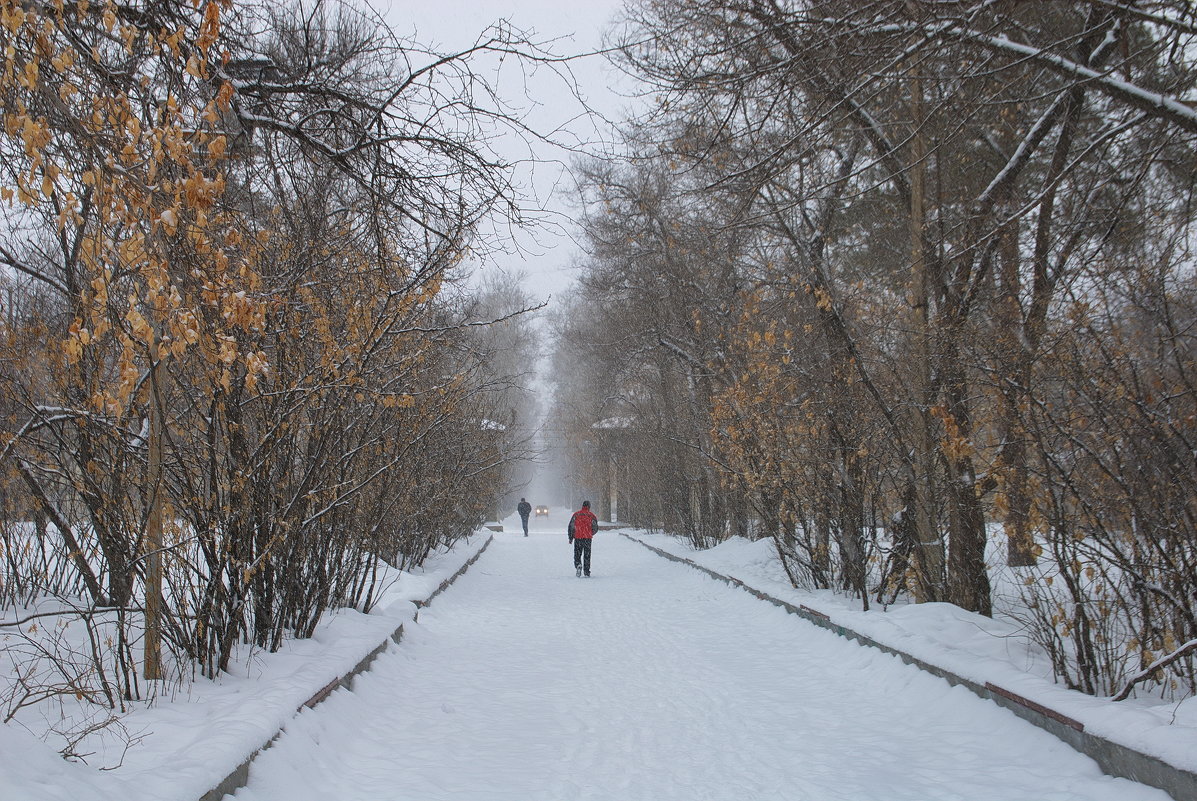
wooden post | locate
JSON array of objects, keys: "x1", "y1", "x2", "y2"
[{"x1": 144, "y1": 356, "x2": 164, "y2": 680}]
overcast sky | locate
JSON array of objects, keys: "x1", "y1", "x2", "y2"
[{"x1": 374, "y1": 0, "x2": 637, "y2": 306}]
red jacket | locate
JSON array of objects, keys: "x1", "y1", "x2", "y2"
[{"x1": 569, "y1": 507, "x2": 598, "y2": 539}]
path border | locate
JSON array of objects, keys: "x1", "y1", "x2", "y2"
[
  {"x1": 199, "y1": 533, "x2": 494, "y2": 801},
  {"x1": 623, "y1": 532, "x2": 1195, "y2": 801}
]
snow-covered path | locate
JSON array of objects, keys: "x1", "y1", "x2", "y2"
[{"x1": 230, "y1": 529, "x2": 1167, "y2": 801}]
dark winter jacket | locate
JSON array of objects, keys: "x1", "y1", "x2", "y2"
[
  {"x1": 517, "y1": 500, "x2": 532, "y2": 519},
  {"x1": 568, "y1": 507, "x2": 598, "y2": 540}
]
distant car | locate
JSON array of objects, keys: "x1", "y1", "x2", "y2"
[{"x1": 534, "y1": 505, "x2": 549, "y2": 516}]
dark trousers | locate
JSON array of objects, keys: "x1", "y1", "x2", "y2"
[
  {"x1": 573, "y1": 538, "x2": 592, "y2": 575},
  {"x1": 520, "y1": 515, "x2": 529, "y2": 535}
]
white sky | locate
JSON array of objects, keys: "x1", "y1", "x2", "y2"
[{"x1": 374, "y1": 0, "x2": 638, "y2": 306}]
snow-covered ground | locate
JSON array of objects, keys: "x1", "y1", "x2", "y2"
[
  {"x1": 228, "y1": 526, "x2": 1170, "y2": 801},
  {"x1": 2, "y1": 516, "x2": 1188, "y2": 800},
  {"x1": 627, "y1": 532, "x2": 1197, "y2": 779},
  {"x1": 0, "y1": 533, "x2": 491, "y2": 801}
]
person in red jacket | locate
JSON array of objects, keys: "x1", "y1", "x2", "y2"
[{"x1": 567, "y1": 500, "x2": 599, "y2": 577}]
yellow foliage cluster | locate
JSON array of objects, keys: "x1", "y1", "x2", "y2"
[
  {"x1": 0, "y1": 0, "x2": 275, "y2": 415},
  {"x1": 710, "y1": 293, "x2": 815, "y2": 502}
]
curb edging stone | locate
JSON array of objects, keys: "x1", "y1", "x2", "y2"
[
  {"x1": 199, "y1": 533, "x2": 494, "y2": 801},
  {"x1": 623, "y1": 532, "x2": 1195, "y2": 801}
]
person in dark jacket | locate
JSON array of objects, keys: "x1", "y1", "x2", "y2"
[
  {"x1": 517, "y1": 498, "x2": 532, "y2": 536},
  {"x1": 567, "y1": 500, "x2": 599, "y2": 577}
]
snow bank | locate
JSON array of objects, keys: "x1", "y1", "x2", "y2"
[
  {"x1": 0, "y1": 723, "x2": 116, "y2": 801},
  {"x1": 0, "y1": 533, "x2": 492, "y2": 801}
]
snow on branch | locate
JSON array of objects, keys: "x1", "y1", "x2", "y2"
[
  {"x1": 1112, "y1": 638, "x2": 1197, "y2": 701},
  {"x1": 861, "y1": 20, "x2": 1197, "y2": 136},
  {"x1": 966, "y1": 31, "x2": 1197, "y2": 135},
  {"x1": 656, "y1": 335, "x2": 704, "y2": 370}
]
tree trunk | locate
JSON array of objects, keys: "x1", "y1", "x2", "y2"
[
  {"x1": 839, "y1": 443, "x2": 868, "y2": 610},
  {"x1": 996, "y1": 187, "x2": 1038, "y2": 567},
  {"x1": 940, "y1": 337, "x2": 993, "y2": 615}
]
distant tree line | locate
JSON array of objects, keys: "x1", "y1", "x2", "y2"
[
  {"x1": 0, "y1": 0, "x2": 542, "y2": 737},
  {"x1": 552, "y1": 0, "x2": 1196, "y2": 700}
]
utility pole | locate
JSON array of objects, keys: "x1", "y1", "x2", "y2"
[
  {"x1": 609, "y1": 453, "x2": 619, "y2": 524},
  {"x1": 906, "y1": 39, "x2": 944, "y2": 602}
]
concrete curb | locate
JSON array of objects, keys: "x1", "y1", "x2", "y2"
[
  {"x1": 622, "y1": 532, "x2": 1194, "y2": 801},
  {"x1": 199, "y1": 533, "x2": 494, "y2": 801}
]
